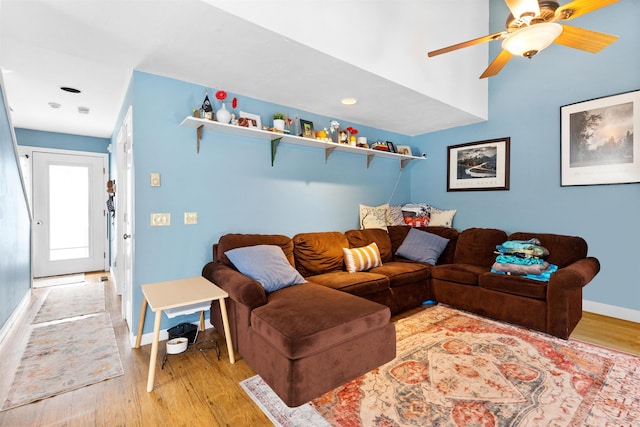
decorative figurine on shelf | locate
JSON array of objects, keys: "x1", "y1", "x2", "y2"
[
  {"x1": 346, "y1": 127, "x2": 359, "y2": 146},
  {"x1": 201, "y1": 90, "x2": 213, "y2": 120}
]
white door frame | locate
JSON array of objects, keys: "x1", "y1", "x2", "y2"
[
  {"x1": 19, "y1": 146, "x2": 109, "y2": 278},
  {"x1": 113, "y1": 106, "x2": 134, "y2": 332}
]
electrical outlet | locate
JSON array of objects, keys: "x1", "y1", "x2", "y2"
[
  {"x1": 150, "y1": 213, "x2": 170, "y2": 226},
  {"x1": 184, "y1": 212, "x2": 197, "y2": 224}
]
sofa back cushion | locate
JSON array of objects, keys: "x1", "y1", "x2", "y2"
[
  {"x1": 454, "y1": 228, "x2": 508, "y2": 267},
  {"x1": 387, "y1": 225, "x2": 459, "y2": 264},
  {"x1": 345, "y1": 228, "x2": 393, "y2": 263},
  {"x1": 293, "y1": 231, "x2": 348, "y2": 277},
  {"x1": 509, "y1": 232, "x2": 587, "y2": 268},
  {"x1": 216, "y1": 233, "x2": 295, "y2": 268}
]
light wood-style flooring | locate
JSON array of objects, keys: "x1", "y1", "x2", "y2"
[{"x1": 0, "y1": 273, "x2": 638, "y2": 426}]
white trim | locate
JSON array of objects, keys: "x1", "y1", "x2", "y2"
[
  {"x1": 583, "y1": 299, "x2": 640, "y2": 323},
  {"x1": 129, "y1": 320, "x2": 215, "y2": 348},
  {"x1": 0, "y1": 290, "x2": 31, "y2": 346}
]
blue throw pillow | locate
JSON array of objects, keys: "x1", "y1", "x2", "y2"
[
  {"x1": 225, "y1": 245, "x2": 306, "y2": 292},
  {"x1": 395, "y1": 228, "x2": 450, "y2": 265}
]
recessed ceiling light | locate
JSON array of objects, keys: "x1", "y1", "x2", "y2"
[
  {"x1": 48, "y1": 102, "x2": 62, "y2": 109},
  {"x1": 341, "y1": 97, "x2": 358, "y2": 105},
  {"x1": 77, "y1": 106, "x2": 90, "y2": 114},
  {"x1": 61, "y1": 86, "x2": 81, "y2": 94}
]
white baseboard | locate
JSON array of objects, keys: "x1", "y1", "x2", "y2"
[
  {"x1": 129, "y1": 320, "x2": 215, "y2": 348},
  {"x1": 583, "y1": 299, "x2": 640, "y2": 323},
  {"x1": 0, "y1": 290, "x2": 31, "y2": 346}
]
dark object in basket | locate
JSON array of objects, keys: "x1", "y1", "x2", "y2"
[{"x1": 168, "y1": 323, "x2": 198, "y2": 344}]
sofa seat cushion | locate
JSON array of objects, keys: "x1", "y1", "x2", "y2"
[
  {"x1": 250, "y1": 283, "x2": 391, "y2": 359},
  {"x1": 478, "y1": 273, "x2": 548, "y2": 300},
  {"x1": 431, "y1": 263, "x2": 489, "y2": 286},
  {"x1": 306, "y1": 271, "x2": 389, "y2": 297},
  {"x1": 369, "y1": 261, "x2": 430, "y2": 288}
]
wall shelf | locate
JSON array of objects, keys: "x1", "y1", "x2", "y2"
[{"x1": 180, "y1": 116, "x2": 425, "y2": 170}]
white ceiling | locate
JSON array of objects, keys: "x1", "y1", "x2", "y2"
[{"x1": 0, "y1": 0, "x2": 489, "y2": 139}]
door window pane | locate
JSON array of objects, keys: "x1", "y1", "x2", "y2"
[{"x1": 49, "y1": 164, "x2": 90, "y2": 261}]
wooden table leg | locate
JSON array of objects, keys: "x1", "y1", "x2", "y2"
[
  {"x1": 135, "y1": 297, "x2": 148, "y2": 349},
  {"x1": 218, "y1": 298, "x2": 235, "y2": 364},
  {"x1": 199, "y1": 310, "x2": 205, "y2": 331},
  {"x1": 146, "y1": 309, "x2": 163, "y2": 392}
]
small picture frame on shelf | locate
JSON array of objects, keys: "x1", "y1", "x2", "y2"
[
  {"x1": 386, "y1": 141, "x2": 396, "y2": 153},
  {"x1": 239, "y1": 111, "x2": 262, "y2": 129},
  {"x1": 300, "y1": 119, "x2": 314, "y2": 138},
  {"x1": 337, "y1": 128, "x2": 349, "y2": 144},
  {"x1": 397, "y1": 145, "x2": 412, "y2": 156}
]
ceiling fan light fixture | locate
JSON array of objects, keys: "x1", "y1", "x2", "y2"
[
  {"x1": 508, "y1": 0, "x2": 541, "y2": 22},
  {"x1": 502, "y1": 23, "x2": 563, "y2": 58}
]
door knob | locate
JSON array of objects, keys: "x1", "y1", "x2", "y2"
[{"x1": 123, "y1": 234, "x2": 131, "y2": 239}]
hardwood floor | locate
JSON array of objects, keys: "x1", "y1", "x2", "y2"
[{"x1": 0, "y1": 273, "x2": 638, "y2": 426}]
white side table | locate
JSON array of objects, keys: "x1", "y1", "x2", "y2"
[{"x1": 134, "y1": 276, "x2": 235, "y2": 392}]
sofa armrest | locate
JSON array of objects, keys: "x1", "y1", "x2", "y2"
[
  {"x1": 548, "y1": 257, "x2": 600, "y2": 290},
  {"x1": 202, "y1": 262, "x2": 268, "y2": 309},
  {"x1": 546, "y1": 256, "x2": 600, "y2": 339}
]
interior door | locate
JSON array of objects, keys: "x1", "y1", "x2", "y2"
[{"x1": 32, "y1": 151, "x2": 107, "y2": 277}]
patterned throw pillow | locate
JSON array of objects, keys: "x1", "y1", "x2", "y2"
[
  {"x1": 359, "y1": 204, "x2": 392, "y2": 230},
  {"x1": 429, "y1": 209, "x2": 457, "y2": 228},
  {"x1": 343, "y1": 242, "x2": 382, "y2": 273},
  {"x1": 389, "y1": 205, "x2": 406, "y2": 226}
]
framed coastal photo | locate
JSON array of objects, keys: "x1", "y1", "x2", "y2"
[
  {"x1": 561, "y1": 90, "x2": 640, "y2": 186},
  {"x1": 397, "y1": 145, "x2": 412, "y2": 156},
  {"x1": 239, "y1": 111, "x2": 262, "y2": 129},
  {"x1": 447, "y1": 137, "x2": 510, "y2": 191},
  {"x1": 300, "y1": 119, "x2": 314, "y2": 138}
]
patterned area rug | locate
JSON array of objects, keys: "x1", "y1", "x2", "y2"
[
  {"x1": 1, "y1": 312, "x2": 123, "y2": 411},
  {"x1": 33, "y1": 282, "x2": 104, "y2": 324},
  {"x1": 241, "y1": 376, "x2": 330, "y2": 427},
  {"x1": 311, "y1": 305, "x2": 640, "y2": 426},
  {"x1": 33, "y1": 273, "x2": 85, "y2": 288}
]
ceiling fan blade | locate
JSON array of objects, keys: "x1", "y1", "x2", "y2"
[
  {"x1": 427, "y1": 32, "x2": 506, "y2": 57},
  {"x1": 554, "y1": 25, "x2": 618, "y2": 53},
  {"x1": 479, "y1": 50, "x2": 514, "y2": 79},
  {"x1": 555, "y1": 0, "x2": 619, "y2": 21}
]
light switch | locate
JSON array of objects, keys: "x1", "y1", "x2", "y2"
[
  {"x1": 184, "y1": 212, "x2": 198, "y2": 225},
  {"x1": 150, "y1": 173, "x2": 161, "y2": 187}
]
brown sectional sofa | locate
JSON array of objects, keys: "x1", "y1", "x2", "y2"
[{"x1": 202, "y1": 225, "x2": 599, "y2": 407}]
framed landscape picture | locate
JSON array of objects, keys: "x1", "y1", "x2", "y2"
[
  {"x1": 447, "y1": 138, "x2": 510, "y2": 191},
  {"x1": 561, "y1": 90, "x2": 640, "y2": 186}
]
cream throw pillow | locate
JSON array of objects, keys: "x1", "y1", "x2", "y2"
[
  {"x1": 343, "y1": 242, "x2": 382, "y2": 273},
  {"x1": 359, "y1": 203, "x2": 392, "y2": 230},
  {"x1": 429, "y1": 209, "x2": 457, "y2": 228}
]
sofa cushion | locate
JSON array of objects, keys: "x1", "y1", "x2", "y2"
[
  {"x1": 225, "y1": 245, "x2": 306, "y2": 293},
  {"x1": 217, "y1": 233, "x2": 294, "y2": 267},
  {"x1": 454, "y1": 228, "x2": 508, "y2": 266},
  {"x1": 431, "y1": 264, "x2": 490, "y2": 286},
  {"x1": 293, "y1": 232, "x2": 348, "y2": 277},
  {"x1": 395, "y1": 228, "x2": 449, "y2": 265},
  {"x1": 345, "y1": 228, "x2": 393, "y2": 263},
  {"x1": 306, "y1": 271, "x2": 389, "y2": 297},
  {"x1": 478, "y1": 272, "x2": 548, "y2": 300},
  {"x1": 343, "y1": 243, "x2": 383, "y2": 273},
  {"x1": 369, "y1": 261, "x2": 431, "y2": 288},
  {"x1": 388, "y1": 226, "x2": 459, "y2": 265},
  {"x1": 250, "y1": 283, "x2": 391, "y2": 359},
  {"x1": 509, "y1": 232, "x2": 588, "y2": 268}
]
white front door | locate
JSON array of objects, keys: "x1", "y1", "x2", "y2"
[{"x1": 32, "y1": 151, "x2": 107, "y2": 277}]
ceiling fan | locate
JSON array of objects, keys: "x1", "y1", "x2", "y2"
[{"x1": 428, "y1": 0, "x2": 619, "y2": 78}]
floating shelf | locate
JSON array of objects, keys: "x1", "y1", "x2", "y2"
[{"x1": 180, "y1": 116, "x2": 425, "y2": 170}]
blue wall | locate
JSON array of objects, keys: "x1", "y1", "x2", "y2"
[
  {"x1": 0, "y1": 81, "x2": 31, "y2": 329},
  {"x1": 130, "y1": 71, "x2": 414, "y2": 334},
  {"x1": 411, "y1": 0, "x2": 640, "y2": 315},
  {"x1": 15, "y1": 128, "x2": 110, "y2": 153}
]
